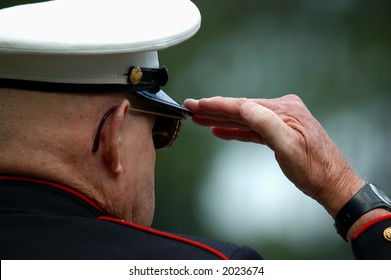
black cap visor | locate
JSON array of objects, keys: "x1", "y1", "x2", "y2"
[{"x1": 133, "y1": 89, "x2": 192, "y2": 119}]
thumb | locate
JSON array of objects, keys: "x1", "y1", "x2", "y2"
[{"x1": 240, "y1": 102, "x2": 290, "y2": 151}]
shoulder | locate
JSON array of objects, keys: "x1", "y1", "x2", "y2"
[
  {"x1": 95, "y1": 216, "x2": 264, "y2": 260},
  {"x1": 0, "y1": 214, "x2": 263, "y2": 259}
]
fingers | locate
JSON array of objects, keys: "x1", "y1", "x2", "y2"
[
  {"x1": 211, "y1": 126, "x2": 267, "y2": 145},
  {"x1": 191, "y1": 117, "x2": 250, "y2": 130},
  {"x1": 184, "y1": 97, "x2": 247, "y2": 121},
  {"x1": 185, "y1": 97, "x2": 249, "y2": 131},
  {"x1": 239, "y1": 102, "x2": 291, "y2": 151},
  {"x1": 184, "y1": 97, "x2": 293, "y2": 150}
]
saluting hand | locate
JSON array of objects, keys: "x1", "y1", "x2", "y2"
[{"x1": 184, "y1": 94, "x2": 363, "y2": 218}]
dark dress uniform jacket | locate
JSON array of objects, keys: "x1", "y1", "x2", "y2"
[
  {"x1": 0, "y1": 176, "x2": 390, "y2": 259},
  {"x1": 0, "y1": 176, "x2": 262, "y2": 260}
]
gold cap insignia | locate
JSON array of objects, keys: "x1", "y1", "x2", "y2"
[{"x1": 129, "y1": 66, "x2": 143, "y2": 85}]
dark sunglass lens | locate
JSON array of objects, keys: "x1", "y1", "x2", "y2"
[{"x1": 152, "y1": 117, "x2": 182, "y2": 150}]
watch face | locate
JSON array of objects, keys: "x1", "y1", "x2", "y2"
[{"x1": 369, "y1": 183, "x2": 391, "y2": 205}]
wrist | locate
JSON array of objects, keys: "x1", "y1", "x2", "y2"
[
  {"x1": 334, "y1": 182, "x2": 391, "y2": 241},
  {"x1": 320, "y1": 174, "x2": 364, "y2": 219}
]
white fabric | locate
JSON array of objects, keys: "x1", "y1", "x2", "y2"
[{"x1": 0, "y1": 0, "x2": 201, "y2": 84}]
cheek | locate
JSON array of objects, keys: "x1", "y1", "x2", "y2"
[
  {"x1": 134, "y1": 114, "x2": 155, "y2": 150},
  {"x1": 130, "y1": 119, "x2": 156, "y2": 190},
  {"x1": 121, "y1": 134, "x2": 155, "y2": 225},
  {"x1": 131, "y1": 143, "x2": 156, "y2": 226},
  {"x1": 125, "y1": 135, "x2": 155, "y2": 182},
  {"x1": 127, "y1": 114, "x2": 156, "y2": 173},
  {"x1": 124, "y1": 114, "x2": 155, "y2": 158}
]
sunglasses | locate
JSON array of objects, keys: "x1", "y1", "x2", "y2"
[{"x1": 92, "y1": 103, "x2": 185, "y2": 153}]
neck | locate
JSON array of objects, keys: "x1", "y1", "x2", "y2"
[
  {"x1": 0, "y1": 140, "x2": 83, "y2": 188},
  {"x1": 0, "y1": 141, "x2": 114, "y2": 216}
]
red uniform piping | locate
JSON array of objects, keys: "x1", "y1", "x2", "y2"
[
  {"x1": 98, "y1": 216, "x2": 229, "y2": 260},
  {"x1": 352, "y1": 214, "x2": 391, "y2": 240}
]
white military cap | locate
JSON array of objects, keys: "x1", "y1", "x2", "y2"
[{"x1": 0, "y1": 0, "x2": 201, "y2": 117}]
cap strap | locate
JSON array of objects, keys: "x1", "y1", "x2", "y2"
[
  {"x1": 127, "y1": 66, "x2": 168, "y2": 87},
  {"x1": 0, "y1": 78, "x2": 159, "y2": 93}
]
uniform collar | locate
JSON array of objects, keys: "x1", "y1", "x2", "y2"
[{"x1": 0, "y1": 175, "x2": 107, "y2": 218}]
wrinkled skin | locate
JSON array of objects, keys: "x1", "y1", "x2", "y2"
[{"x1": 184, "y1": 94, "x2": 363, "y2": 219}]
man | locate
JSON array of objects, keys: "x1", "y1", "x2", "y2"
[
  {"x1": 0, "y1": 0, "x2": 261, "y2": 260},
  {"x1": 0, "y1": 0, "x2": 390, "y2": 260}
]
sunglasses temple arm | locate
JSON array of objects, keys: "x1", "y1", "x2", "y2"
[{"x1": 92, "y1": 106, "x2": 118, "y2": 153}]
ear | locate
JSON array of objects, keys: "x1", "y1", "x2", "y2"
[{"x1": 102, "y1": 99, "x2": 130, "y2": 174}]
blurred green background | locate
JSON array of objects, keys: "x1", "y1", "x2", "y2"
[{"x1": 1, "y1": 0, "x2": 390, "y2": 259}]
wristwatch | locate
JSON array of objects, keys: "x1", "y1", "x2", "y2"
[{"x1": 334, "y1": 182, "x2": 391, "y2": 241}]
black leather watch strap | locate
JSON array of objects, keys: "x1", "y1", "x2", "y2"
[{"x1": 334, "y1": 182, "x2": 391, "y2": 241}]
